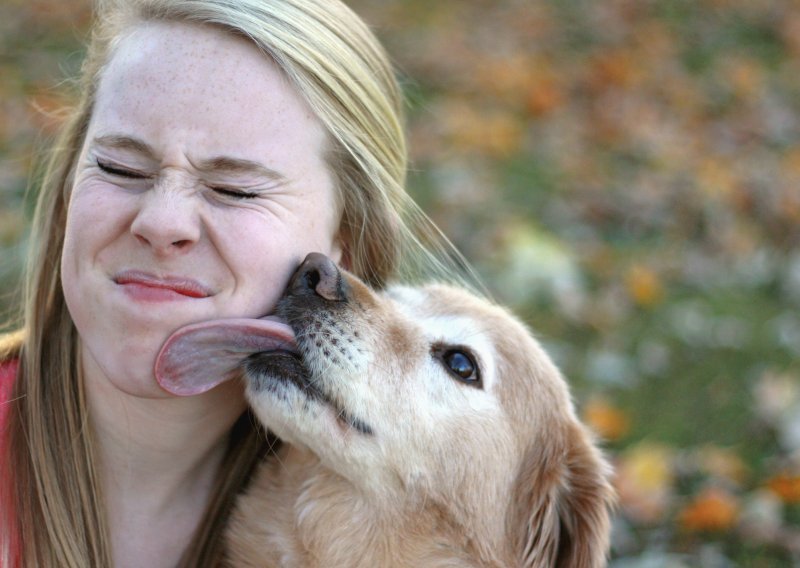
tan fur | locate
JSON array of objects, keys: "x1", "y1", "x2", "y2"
[{"x1": 226, "y1": 277, "x2": 615, "y2": 567}]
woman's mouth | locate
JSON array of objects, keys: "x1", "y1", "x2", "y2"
[{"x1": 114, "y1": 270, "x2": 212, "y2": 301}]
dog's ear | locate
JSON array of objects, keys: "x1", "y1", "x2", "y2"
[{"x1": 509, "y1": 421, "x2": 615, "y2": 567}]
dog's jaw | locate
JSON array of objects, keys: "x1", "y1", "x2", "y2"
[
  {"x1": 240, "y1": 277, "x2": 408, "y2": 495},
  {"x1": 244, "y1": 349, "x2": 374, "y2": 438}
]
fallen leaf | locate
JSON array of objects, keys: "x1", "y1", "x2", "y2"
[
  {"x1": 679, "y1": 487, "x2": 740, "y2": 532},
  {"x1": 625, "y1": 264, "x2": 664, "y2": 307},
  {"x1": 766, "y1": 472, "x2": 800, "y2": 504},
  {"x1": 583, "y1": 397, "x2": 631, "y2": 441}
]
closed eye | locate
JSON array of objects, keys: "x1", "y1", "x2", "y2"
[
  {"x1": 96, "y1": 159, "x2": 149, "y2": 180},
  {"x1": 97, "y1": 158, "x2": 257, "y2": 199},
  {"x1": 432, "y1": 344, "x2": 482, "y2": 389},
  {"x1": 210, "y1": 186, "x2": 259, "y2": 199}
]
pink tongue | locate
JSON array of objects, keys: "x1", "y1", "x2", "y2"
[{"x1": 155, "y1": 317, "x2": 296, "y2": 396}]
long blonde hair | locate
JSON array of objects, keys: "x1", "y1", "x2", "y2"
[{"x1": 1, "y1": 0, "x2": 474, "y2": 565}]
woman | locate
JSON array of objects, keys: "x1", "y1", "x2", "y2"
[{"x1": 0, "y1": 0, "x2": 471, "y2": 565}]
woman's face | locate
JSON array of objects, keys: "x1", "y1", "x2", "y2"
[{"x1": 61, "y1": 22, "x2": 343, "y2": 397}]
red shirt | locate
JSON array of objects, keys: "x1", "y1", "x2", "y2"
[
  {"x1": 0, "y1": 359, "x2": 18, "y2": 426},
  {"x1": 0, "y1": 358, "x2": 20, "y2": 566}
]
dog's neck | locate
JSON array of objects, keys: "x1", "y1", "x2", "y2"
[{"x1": 227, "y1": 444, "x2": 512, "y2": 567}]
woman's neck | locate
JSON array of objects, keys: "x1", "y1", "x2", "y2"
[{"x1": 82, "y1": 349, "x2": 246, "y2": 568}]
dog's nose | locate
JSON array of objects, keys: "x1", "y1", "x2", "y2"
[{"x1": 289, "y1": 252, "x2": 347, "y2": 301}]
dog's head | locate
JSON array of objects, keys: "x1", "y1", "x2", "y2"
[{"x1": 156, "y1": 253, "x2": 615, "y2": 566}]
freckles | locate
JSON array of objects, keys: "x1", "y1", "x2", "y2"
[
  {"x1": 69, "y1": 185, "x2": 117, "y2": 227},
  {"x1": 73, "y1": 187, "x2": 105, "y2": 212}
]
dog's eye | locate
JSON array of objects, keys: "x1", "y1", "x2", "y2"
[{"x1": 434, "y1": 347, "x2": 482, "y2": 388}]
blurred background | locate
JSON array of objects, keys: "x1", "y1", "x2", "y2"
[{"x1": 1, "y1": 0, "x2": 799, "y2": 565}]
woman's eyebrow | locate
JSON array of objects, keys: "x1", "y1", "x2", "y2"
[
  {"x1": 92, "y1": 134, "x2": 157, "y2": 159},
  {"x1": 196, "y1": 156, "x2": 287, "y2": 183}
]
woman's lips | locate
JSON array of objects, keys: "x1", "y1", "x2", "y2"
[{"x1": 114, "y1": 271, "x2": 212, "y2": 301}]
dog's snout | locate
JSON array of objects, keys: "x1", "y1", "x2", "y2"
[{"x1": 289, "y1": 252, "x2": 347, "y2": 302}]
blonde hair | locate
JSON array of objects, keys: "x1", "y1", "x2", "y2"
[{"x1": 1, "y1": 0, "x2": 475, "y2": 566}]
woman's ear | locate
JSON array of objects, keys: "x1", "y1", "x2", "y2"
[{"x1": 509, "y1": 421, "x2": 615, "y2": 567}]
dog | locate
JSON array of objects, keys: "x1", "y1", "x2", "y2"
[{"x1": 156, "y1": 253, "x2": 615, "y2": 567}]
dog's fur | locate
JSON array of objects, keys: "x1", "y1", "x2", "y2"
[{"x1": 225, "y1": 261, "x2": 615, "y2": 567}]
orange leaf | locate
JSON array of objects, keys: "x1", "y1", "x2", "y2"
[
  {"x1": 586, "y1": 48, "x2": 642, "y2": 92},
  {"x1": 766, "y1": 473, "x2": 800, "y2": 504},
  {"x1": 526, "y1": 78, "x2": 563, "y2": 117},
  {"x1": 625, "y1": 264, "x2": 664, "y2": 307},
  {"x1": 583, "y1": 398, "x2": 630, "y2": 441},
  {"x1": 679, "y1": 487, "x2": 740, "y2": 533}
]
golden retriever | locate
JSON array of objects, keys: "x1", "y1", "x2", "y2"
[{"x1": 156, "y1": 253, "x2": 615, "y2": 567}]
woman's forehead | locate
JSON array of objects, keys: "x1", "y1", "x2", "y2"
[
  {"x1": 108, "y1": 22, "x2": 263, "y2": 82},
  {"x1": 90, "y1": 21, "x2": 329, "y2": 172}
]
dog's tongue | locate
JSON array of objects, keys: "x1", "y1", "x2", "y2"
[{"x1": 155, "y1": 317, "x2": 296, "y2": 396}]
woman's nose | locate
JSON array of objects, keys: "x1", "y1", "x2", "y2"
[{"x1": 130, "y1": 186, "x2": 201, "y2": 256}]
